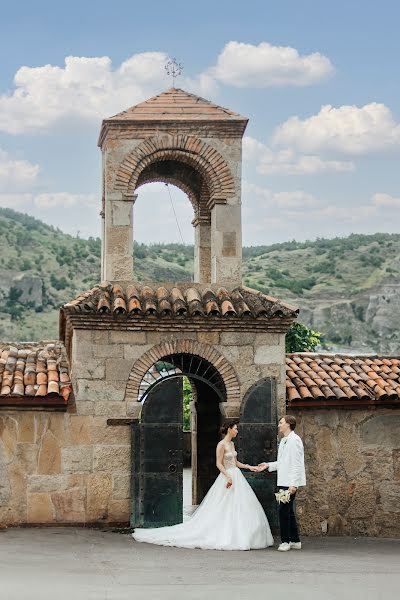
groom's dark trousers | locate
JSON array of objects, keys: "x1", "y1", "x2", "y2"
[{"x1": 278, "y1": 486, "x2": 300, "y2": 544}]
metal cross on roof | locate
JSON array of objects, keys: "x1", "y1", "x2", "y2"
[{"x1": 165, "y1": 58, "x2": 183, "y2": 87}]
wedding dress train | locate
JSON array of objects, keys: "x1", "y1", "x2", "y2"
[{"x1": 132, "y1": 449, "x2": 274, "y2": 550}]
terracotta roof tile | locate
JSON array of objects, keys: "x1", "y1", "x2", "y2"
[
  {"x1": 104, "y1": 88, "x2": 248, "y2": 123},
  {"x1": 0, "y1": 342, "x2": 71, "y2": 408},
  {"x1": 286, "y1": 353, "x2": 400, "y2": 408},
  {"x1": 63, "y1": 282, "x2": 299, "y2": 320}
]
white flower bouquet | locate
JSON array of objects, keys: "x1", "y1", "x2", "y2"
[{"x1": 275, "y1": 489, "x2": 291, "y2": 504}]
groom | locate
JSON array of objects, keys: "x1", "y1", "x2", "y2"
[{"x1": 258, "y1": 415, "x2": 306, "y2": 552}]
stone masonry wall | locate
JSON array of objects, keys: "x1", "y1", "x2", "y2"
[
  {"x1": 0, "y1": 328, "x2": 286, "y2": 526},
  {"x1": 0, "y1": 411, "x2": 130, "y2": 526},
  {"x1": 293, "y1": 408, "x2": 400, "y2": 538}
]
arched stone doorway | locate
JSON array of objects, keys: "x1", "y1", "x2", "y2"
[{"x1": 131, "y1": 352, "x2": 227, "y2": 528}]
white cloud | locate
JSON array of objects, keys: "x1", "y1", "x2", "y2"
[
  {"x1": 0, "y1": 52, "x2": 173, "y2": 134},
  {"x1": 34, "y1": 192, "x2": 97, "y2": 209},
  {"x1": 243, "y1": 181, "x2": 320, "y2": 208},
  {"x1": 0, "y1": 42, "x2": 334, "y2": 134},
  {"x1": 0, "y1": 149, "x2": 40, "y2": 189},
  {"x1": 372, "y1": 192, "x2": 400, "y2": 208},
  {"x1": 242, "y1": 182, "x2": 400, "y2": 244},
  {"x1": 0, "y1": 192, "x2": 97, "y2": 209},
  {"x1": 212, "y1": 41, "x2": 334, "y2": 88},
  {"x1": 0, "y1": 193, "x2": 33, "y2": 208},
  {"x1": 243, "y1": 136, "x2": 354, "y2": 175},
  {"x1": 272, "y1": 103, "x2": 400, "y2": 155}
]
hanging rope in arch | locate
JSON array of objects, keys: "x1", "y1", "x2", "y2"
[{"x1": 165, "y1": 183, "x2": 185, "y2": 245}]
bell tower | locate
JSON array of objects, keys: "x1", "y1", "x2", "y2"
[{"x1": 98, "y1": 88, "x2": 248, "y2": 286}]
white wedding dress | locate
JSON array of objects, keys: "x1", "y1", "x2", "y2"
[{"x1": 132, "y1": 447, "x2": 274, "y2": 550}]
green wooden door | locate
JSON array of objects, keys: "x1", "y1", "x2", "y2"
[
  {"x1": 131, "y1": 376, "x2": 183, "y2": 528},
  {"x1": 237, "y1": 377, "x2": 278, "y2": 528}
]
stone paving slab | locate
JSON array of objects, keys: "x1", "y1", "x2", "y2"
[{"x1": 0, "y1": 528, "x2": 399, "y2": 600}]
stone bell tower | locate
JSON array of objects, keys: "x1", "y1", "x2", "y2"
[{"x1": 98, "y1": 88, "x2": 248, "y2": 286}]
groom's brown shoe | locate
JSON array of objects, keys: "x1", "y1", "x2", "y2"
[{"x1": 289, "y1": 542, "x2": 302, "y2": 550}]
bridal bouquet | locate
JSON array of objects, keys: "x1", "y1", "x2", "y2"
[{"x1": 275, "y1": 489, "x2": 291, "y2": 504}]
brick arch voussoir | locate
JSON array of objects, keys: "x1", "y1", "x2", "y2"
[
  {"x1": 124, "y1": 339, "x2": 240, "y2": 405},
  {"x1": 126, "y1": 150, "x2": 223, "y2": 200},
  {"x1": 135, "y1": 173, "x2": 201, "y2": 217},
  {"x1": 115, "y1": 136, "x2": 235, "y2": 203}
]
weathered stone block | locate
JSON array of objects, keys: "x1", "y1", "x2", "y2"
[
  {"x1": 93, "y1": 445, "x2": 130, "y2": 472},
  {"x1": 0, "y1": 419, "x2": 17, "y2": 461},
  {"x1": 91, "y1": 417, "x2": 130, "y2": 444},
  {"x1": 394, "y1": 449, "x2": 400, "y2": 481},
  {"x1": 16, "y1": 414, "x2": 35, "y2": 444},
  {"x1": 360, "y1": 415, "x2": 400, "y2": 449},
  {"x1": 216, "y1": 344, "x2": 253, "y2": 366},
  {"x1": 62, "y1": 446, "x2": 93, "y2": 473},
  {"x1": 109, "y1": 331, "x2": 147, "y2": 344},
  {"x1": 111, "y1": 200, "x2": 132, "y2": 227},
  {"x1": 220, "y1": 332, "x2": 255, "y2": 346},
  {"x1": 254, "y1": 333, "x2": 281, "y2": 346},
  {"x1": 67, "y1": 474, "x2": 87, "y2": 489},
  {"x1": 105, "y1": 359, "x2": 134, "y2": 381},
  {"x1": 51, "y1": 488, "x2": 86, "y2": 523},
  {"x1": 91, "y1": 330, "x2": 109, "y2": 344},
  {"x1": 254, "y1": 345, "x2": 284, "y2": 365},
  {"x1": 94, "y1": 401, "x2": 128, "y2": 418},
  {"x1": 338, "y1": 427, "x2": 366, "y2": 478},
  {"x1": 123, "y1": 344, "x2": 151, "y2": 360},
  {"x1": 146, "y1": 331, "x2": 197, "y2": 344},
  {"x1": 76, "y1": 379, "x2": 126, "y2": 402},
  {"x1": 105, "y1": 226, "x2": 131, "y2": 255},
  {"x1": 108, "y1": 499, "x2": 130, "y2": 522},
  {"x1": 75, "y1": 401, "x2": 95, "y2": 416},
  {"x1": 197, "y1": 331, "x2": 220, "y2": 345},
  {"x1": 28, "y1": 475, "x2": 69, "y2": 493},
  {"x1": 38, "y1": 431, "x2": 61, "y2": 475},
  {"x1": 27, "y1": 492, "x2": 54, "y2": 523},
  {"x1": 126, "y1": 402, "x2": 141, "y2": 418},
  {"x1": 15, "y1": 443, "x2": 38, "y2": 472},
  {"x1": 71, "y1": 339, "x2": 93, "y2": 361},
  {"x1": 92, "y1": 344, "x2": 124, "y2": 359},
  {"x1": 0, "y1": 445, "x2": 10, "y2": 504},
  {"x1": 66, "y1": 416, "x2": 92, "y2": 446},
  {"x1": 113, "y1": 474, "x2": 130, "y2": 500},
  {"x1": 87, "y1": 473, "x2": 112, "y2": 521},
  {"x1": 72, "y1": 358, "x2": 105, "y2": 380}
]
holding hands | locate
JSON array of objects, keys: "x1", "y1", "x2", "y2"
[{"x1": 256, "y1": 462, "x2": 269, "y2": 472}]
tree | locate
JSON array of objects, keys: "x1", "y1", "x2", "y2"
[
  {"x1": 183, "y1": 376, "x2": 192, "y2": 431},
  {"x1": 285, "y1": 322, "x2": 321, "y2": 353},
  {"x1": 5, "y1": 287, "x2": 24, "y2": 320}
]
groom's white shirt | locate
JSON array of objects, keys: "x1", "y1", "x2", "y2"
[{"x1": 268, "y1": 430, "x2": 306, "y2": 487}]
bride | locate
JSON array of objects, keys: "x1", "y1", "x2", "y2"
[{"x1": 132, "y1": 420, "x2": 274, "y2": 550}]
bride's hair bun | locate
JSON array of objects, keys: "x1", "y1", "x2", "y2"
[{"x1": 219, "y1": 420, "x2": 239, "y2": 436}]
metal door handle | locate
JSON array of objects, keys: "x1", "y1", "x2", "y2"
[{"x1": 168, "y1": 464, "x2": 177, "y2": 473}]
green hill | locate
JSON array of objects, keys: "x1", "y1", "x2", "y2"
[{"x1": 1, "y1": 207, "x2": 399, "y2": 353}]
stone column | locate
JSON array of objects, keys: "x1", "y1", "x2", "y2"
[
  {"x1": 210, "y1": 203, "x2": 242, "y2": 286},
  {"x1": 193, "y1": 217, "x2": 211, "y2": 283},
  {"x1": 100, "y1": 208, "x2": 105, "y2": 281},
  {"x1": 103, "y1": 196, "x2": 134, "y2": 281}
]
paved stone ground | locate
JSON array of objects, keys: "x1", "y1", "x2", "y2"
[{"x1": 0, "y1": 528, "x2": 399, "y2": 600}]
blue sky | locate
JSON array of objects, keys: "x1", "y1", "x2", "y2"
[{"x1": 1, "y1": 0, "x2": 399, "y2": 245}]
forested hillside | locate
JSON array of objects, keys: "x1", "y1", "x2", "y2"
[{"x1": 1, "y1": 207, "x2": 399, "y2": 353}]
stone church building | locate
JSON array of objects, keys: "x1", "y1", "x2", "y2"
[{"x1": 0, "y1": 89, "x2": 399, "y2": 537}]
